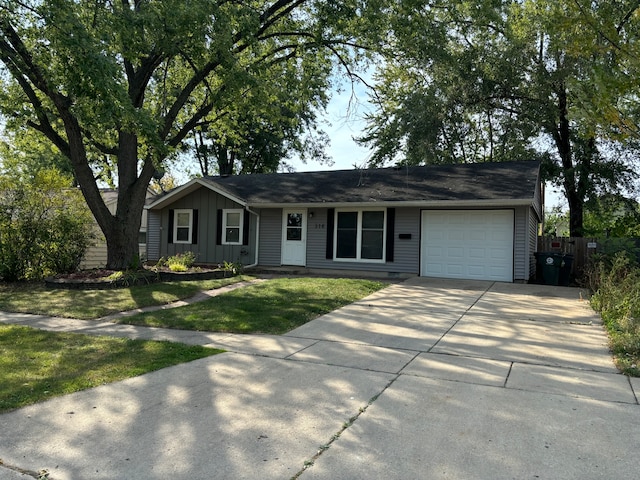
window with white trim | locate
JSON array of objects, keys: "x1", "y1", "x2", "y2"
[
  {"x1": 174, "y1": 209, "x2": 193, "y2": 244},
  {"x1": 334, "y1": 209, "x2": 386, "y2": 262},
  {"x1": 223, "y1": 209, "x2": 243, "y2": 245}
]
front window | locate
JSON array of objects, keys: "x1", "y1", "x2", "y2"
[
  {"x1": 286, "y1": 213, "x2": 303, "y2": 241},
  {"x1": 223, "y1": 209, "x2": 243, "y2": 245},
  {"x1": 335, "y1": 209, "x2": 386, "y2": 262},
  {"x1": 174, "y1": 209, "x2": 192, "y2": 244},
  {"x1": 361, "y1": 211, "x2": 385, "y2": 259}
]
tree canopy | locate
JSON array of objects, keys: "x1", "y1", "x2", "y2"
[
  {"x1": 360, "y1": 0, "x2": 640, "y2": 237},
  {"x1": 181, "y1": 47, "x2": 333, "y2": 176},
  {"x1": 0, "y1": 0, "x2": 380, "y2": 268}
]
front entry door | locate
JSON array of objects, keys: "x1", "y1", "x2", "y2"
[{"x1": 281, "y1": 209, "x2": 307, "y2": 266}]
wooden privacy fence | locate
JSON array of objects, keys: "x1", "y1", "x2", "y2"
[{"x1": 537, "y1": 237, "x2": 640, "y2": 279}]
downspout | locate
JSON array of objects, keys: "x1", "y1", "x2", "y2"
[{"x1": 244, "y1": 207, "x2": 260, "y2": 268}]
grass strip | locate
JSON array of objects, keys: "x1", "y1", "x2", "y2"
[
  {"x1": 0, "y1": 325, "x2": 223, "y2": 412},
  {"x1": 117, "y1": 277, "x2": 387, "y2": 334}
]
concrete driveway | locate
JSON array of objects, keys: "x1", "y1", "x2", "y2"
[{"x1": 1, "y1": 278, "x2": 638, "y2": 479}]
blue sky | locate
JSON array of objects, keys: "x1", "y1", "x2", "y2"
[{"x1": 290, "y1": 79, "x2": 374, "y2": 173}]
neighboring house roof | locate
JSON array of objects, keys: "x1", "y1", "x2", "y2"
[{"x1": 147, "y1": 161, "x2": 541, "y2": 210}]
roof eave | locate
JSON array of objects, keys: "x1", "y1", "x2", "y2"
[
  {"x1": 247, "y1": 198, "x2": 536, "y2": 209},
  {"x1": 145, "y1": 178, "x2": 247, "y2": 210}
]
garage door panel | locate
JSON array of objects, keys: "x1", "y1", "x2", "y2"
[
  {"x1": 490, "y1": 248, "x2": 510, "y2": 259},
  {"x1": 424, "y1": 263, "x2": 443, "y2": 275},
  {"x1": 426, "y1": 231, "x2": 445, "y2": 242},
  {"x1": 421, "y1": 210, "x2": 514, "y2": 282},
  {"x1": 468, "y1": 265, "x2": 486, "y2": 276},
  {"x1": 447, "y1": 264, "x2": 464, "y2": 275},
  {"x1": 449, "y1": 230, "x2": 464, "y2": 241},
  {"x1": 468, "y1": 248, "x2": 485, "y2": 259}
]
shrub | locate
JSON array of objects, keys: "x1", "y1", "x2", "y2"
[
  {"x1": 0, "y1": 170, "x2": 94, "y2": 281},
  {"x1": 166, "y1": 252, "x2": 197, "y2": 272},
  {"x1": 223, "y1": 260, "x2": 243, "y2": 275},
  {"x1": 587, "y1": 252, "x2": 640, "y2": 376}
]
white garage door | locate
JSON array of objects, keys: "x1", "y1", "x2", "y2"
[{"x1": 421, "y1": 210, "x2": 514, "y2": 282}]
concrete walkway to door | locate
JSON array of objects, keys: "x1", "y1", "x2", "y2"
[{"x1": 0, "y1": 277, "x2": 639, "y2": 479}]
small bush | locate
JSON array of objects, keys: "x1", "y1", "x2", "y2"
[
  {"x1": 166, "y1": 252, "x2": 197, "y2": 272},
  {"x1": 223, "y1": 260, "x2": 243, "y2": 275}
]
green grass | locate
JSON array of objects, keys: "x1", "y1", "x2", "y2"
[
  {"x1": 117, "y1": 277, "x2": 387, "y2": 334},
  {"x1": 0, "y1": 275, "x2": 253, "y2": 319},
  {"x1": 0, "y1": 325, "x2": 223, "y2": 412}
]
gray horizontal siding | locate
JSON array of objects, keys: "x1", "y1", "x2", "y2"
[
  {"x1": 393, "y1": 208, "x2": 420, "y2": 273},
  {"x1": 514, "y1": 207, "x2": 526, "y2": 281},
  {"x1": 305, "y1": 207, "x2": 419, "y2": 274},
  {"x1": 147, "y1": 210, "x2": 161, "y2": 261},
  {"x1": 528, "y1": 207, "x2": 539, "y2": 280},
  {"x1": 306, "y1": 208, "x2": 329, "y2": 268},
  {"x1": 258, "y1": 208, "x2": 282, "y2": 266}
]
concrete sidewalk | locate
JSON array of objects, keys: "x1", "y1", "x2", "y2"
[{"x1": 1, "y1": 278, "x2": 639, "y2": 479}]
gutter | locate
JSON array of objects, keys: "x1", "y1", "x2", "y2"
[{"x1": 244, "y1": 207, "x2": 260, "y2": 268}]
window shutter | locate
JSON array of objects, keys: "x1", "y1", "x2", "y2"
[
  {"x1": 242, "y1": 211, "x2": 250, "y2": 245},
  {"x1": 326, "y1": 208, "x2": 334, "y2": 259},
  {"x1": 386, "y1": 208, "x2": 395, "y2": 262},
  {"x1": 168, "y1": 209, "x2": 174, "y2": 244},
  {"x1": 192, "y1": 210, "x2": 198, "y2": 245},
  {"x1": 216, "y1": 209, "x2": 223, "y2": 245}
]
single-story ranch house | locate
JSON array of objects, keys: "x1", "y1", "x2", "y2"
[{"x1": 145, "y1": 161, "x2": 543, "y2": 282}]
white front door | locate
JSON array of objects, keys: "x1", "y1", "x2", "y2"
[{"x1": 281, "y1": 208, "x2": 307, "y2": 266}]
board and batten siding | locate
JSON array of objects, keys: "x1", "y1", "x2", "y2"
[{"x1": 156, "y1": 188, "x2": 256, "y2": 266}]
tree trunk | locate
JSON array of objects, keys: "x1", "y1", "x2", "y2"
[
  {"x1": 102, "y1": 131, "x2": 155, "y2": 270},
  {"x1": 551, "y1": 82, "x2": 584, "y2": 237},
  {"x1": 63, "y1": 122, "x2": 154, "y2": 270},
  {"x1": 565, "y1": 188, "x2": 584, "y2": 238},
  {"x1": 217, "y1": 145, "x2": 233, "y2": 175}
]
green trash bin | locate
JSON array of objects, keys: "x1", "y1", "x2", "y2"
[
  {"x1": 559, "y1": 254, "x2": 574, "y2": 286},
  {"x1": 536, "y1": 252, "x2": 564, "y2": 286}
]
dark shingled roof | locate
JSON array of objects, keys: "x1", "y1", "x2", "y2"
[{"x1": 200, "y1": 161, "x2": 540, "y2": 205}]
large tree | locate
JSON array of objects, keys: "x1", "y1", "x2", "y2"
[
  {"x1": 360, "y1": 0, "x2": 640, "y2": 237},
  {"x1": 0, "y1": 0, "x2": 376, "y2": 268},
  {"x1": 0, "y1": 125, "x2": 73, "y2": 180},
  {"x1": 184, "y1": 52, "x2": 332, "y2": 176}
]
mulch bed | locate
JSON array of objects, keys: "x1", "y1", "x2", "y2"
[{"x1": 45, "y1": 266, "x2": 232, "y2": 290}]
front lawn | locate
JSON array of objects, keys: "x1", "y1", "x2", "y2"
[
  {"x1": 117, "y1": 277, "x2": 387, "y2": 334},
  {"x1": 0, "y1": 325, "x2": 223, "y2": 412},
  {"x1": 0, "y1": 275, "x2": 253, "y2": 319}
]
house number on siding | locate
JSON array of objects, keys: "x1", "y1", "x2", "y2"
[{"x1": 315, "y1": 223, "x2": 325, "y2": 229}]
